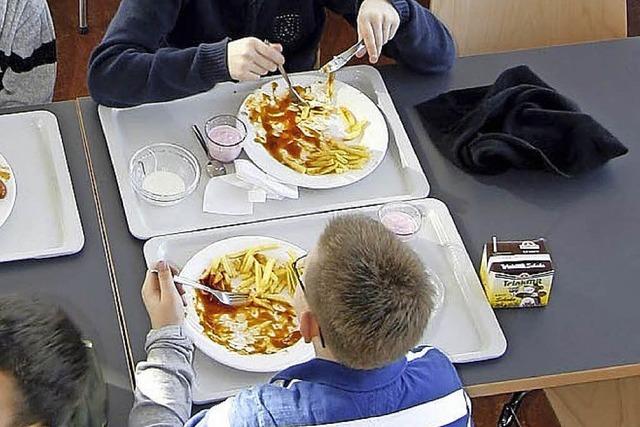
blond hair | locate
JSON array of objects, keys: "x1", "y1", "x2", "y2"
[{"x1": 304, "y1": 215, "x2": 434, "y2": 369}]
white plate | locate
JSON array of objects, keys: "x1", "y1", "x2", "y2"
[
  {"x1": 0, "y1": 153, "x2": 16, "y2": 228},
  {"x1": 180, "y1": 235, "x2": 315, "y2": 372},
  {"x1": 239, "y1": 75, "x2": 389, "y2": 189}
]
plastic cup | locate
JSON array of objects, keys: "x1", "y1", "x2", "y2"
[{"x1": 204, "y1": 115, "x2": 246, "y2": 163}]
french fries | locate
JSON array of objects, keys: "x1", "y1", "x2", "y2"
[
  {"x1": 198, "y1": 244, "x2": 299, "y2": 300},
  {"x1": 0, "y1": 168, "x2": 10, "y2": 181},
  {"x1": 195, "y1": 244, "x2": 303, "y2": 355},
  {"x1": 244, "y1": 72, "x2": 371, "y2": 176}
]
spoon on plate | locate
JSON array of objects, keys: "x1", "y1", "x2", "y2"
[{"x1": 191, "y1": 124, "x2": 226, "y2": 178}]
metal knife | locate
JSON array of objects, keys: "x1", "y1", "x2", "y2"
[{"x1": 320, "y1": 40, "x2": 367, "y2": 74}]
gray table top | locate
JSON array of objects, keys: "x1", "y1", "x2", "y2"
[
  {"x1": 79, "y1": 37, "x2": 640, "y2": 396},
  {"x1": 0, "y1": 102, "x2": 133, "y2": 424},
  {"x1": 380, "y1": 37, "x2": 640, "y2": 392}
]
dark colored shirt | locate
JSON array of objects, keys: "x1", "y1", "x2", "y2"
[{"x1": 88, "y1": 0, "x2": 456, "y2": 107}]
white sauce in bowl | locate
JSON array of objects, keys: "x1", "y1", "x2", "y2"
[{"x1": 142, "y1": 171, "x2": 186, "y2": 196}]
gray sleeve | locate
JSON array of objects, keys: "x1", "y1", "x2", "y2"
[
  {"x1": 129, "y1": 325, "x2": 195, "y2": 427},
  {"x1": 0, "y1": 0, "x2": 56, "y2": 107}
]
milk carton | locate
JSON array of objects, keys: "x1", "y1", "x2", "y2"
[{"x1": 480, "y1": 237, "x2": 554, "y2": 308}]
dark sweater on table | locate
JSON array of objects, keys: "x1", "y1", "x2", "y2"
[{"x1": 88, "y1": 0, "x2": 456, "y2": 107}]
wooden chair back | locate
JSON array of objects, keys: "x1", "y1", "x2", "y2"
[{"x1": 430, "y1": 0, "x2": 627, "y2": 56}]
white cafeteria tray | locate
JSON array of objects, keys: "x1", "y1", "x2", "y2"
[
  {"x1": 144, "y1": 198, "x2": 507, "y2": 403},
  {"x1": 99, "y1": 65, "x2": 430, "y2": 239},
  {"x1": 0, "y1": 111, "x2": 84, "y2": 263}
]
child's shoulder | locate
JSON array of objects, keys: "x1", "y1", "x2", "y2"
[
  {"x1": 407, "y1": 345, "x2": 459, "y2": 371},
  {"x1": 229, "y1": 380, "x2": 341, "y2": 427},
  {"x1": 406, "y1": 345, "x2": 454, "y2": 364},
  {"x1": 404, "y1": 346, "x2": 464, "y2": 393}
]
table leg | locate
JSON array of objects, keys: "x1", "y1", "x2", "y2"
[{"x1": 79, "y1": 0, "x2": 88, "y2": 34}]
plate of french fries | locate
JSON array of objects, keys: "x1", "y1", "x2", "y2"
[
  {"x1": 239, "y1": 74, "x2": 388, "y2": 189},
  {"x1": 0, "y1": 153, "x2": 16, "y2": 229},
  {"x1": 180, "y1": 236, "x2": 315, "y2": 372}
]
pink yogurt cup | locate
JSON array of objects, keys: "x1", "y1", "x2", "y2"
[{"x1": 204, "y1": 115, "x2": 247, "y2": 163}]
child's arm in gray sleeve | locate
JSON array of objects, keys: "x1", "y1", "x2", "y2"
[{"x1": 129, "y1": 325, "x2": 195, "y2": 427}]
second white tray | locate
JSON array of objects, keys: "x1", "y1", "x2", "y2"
[
  {"x1": 0, "y1": 111, "x2": 84, "y2": 263},
  {"x1": 143, "y1": 198, "x2": 506, "y2": 403},
  {"x1": 99, "y1": 66, "x2": 429, "y2": 239}
]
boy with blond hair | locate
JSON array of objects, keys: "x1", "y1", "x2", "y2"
[{"x1": 132, "y1": 215, "x2": 471, "y2": 426}]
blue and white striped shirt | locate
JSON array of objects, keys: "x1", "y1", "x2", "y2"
[
  {"x1": 186, "y1": 346, "x2": 472, "y2": 427},
  {"x1": 129, "y1": 327, "x2": 472, "y2": 427}
]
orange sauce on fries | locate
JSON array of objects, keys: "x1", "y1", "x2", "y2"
[
  {"x1": 248, "y1": 91, "x2": 308, "y2": 162},
  {"x1": 244, "y1": 75, "x2": 370, "y2": 175},
  {"x1": 195, "y1": 278, "x2": 302, "y2": 355}
]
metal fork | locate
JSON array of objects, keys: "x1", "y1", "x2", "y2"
[
  {"x1": 150, "y1": 270, "x2": 250, "y2": 307},
  {"x1": 264, "y1": 40, "x2": 308, "y2": 106}
]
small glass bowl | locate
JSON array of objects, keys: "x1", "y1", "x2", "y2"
[
  {"x1": 129, "y1": 143, "x2": 200, "y2": 206},
  {"x1": 378, "y1": 202, "x2": 423, "y2": 240}
]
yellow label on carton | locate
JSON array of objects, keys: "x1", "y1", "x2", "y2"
[{"x1": 480, "y1": 238, "x2": 554, "y2": 308}]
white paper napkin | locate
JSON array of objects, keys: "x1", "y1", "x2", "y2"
[
  {"x1": 235, "y1": 159, "x2": 298, "y2": 199},
  {"x1": 219, "y1": 174, "x2": 253, "y2": 190},
  {"x1": 248, "y1": 188, "x2": 267, "y2": 203},
  {"x1": 220, "y1": 173, "x2": 284, "y2": 200},
  {"x1": 203, "y1": 176, "x2": 254, "y2": 215}
]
